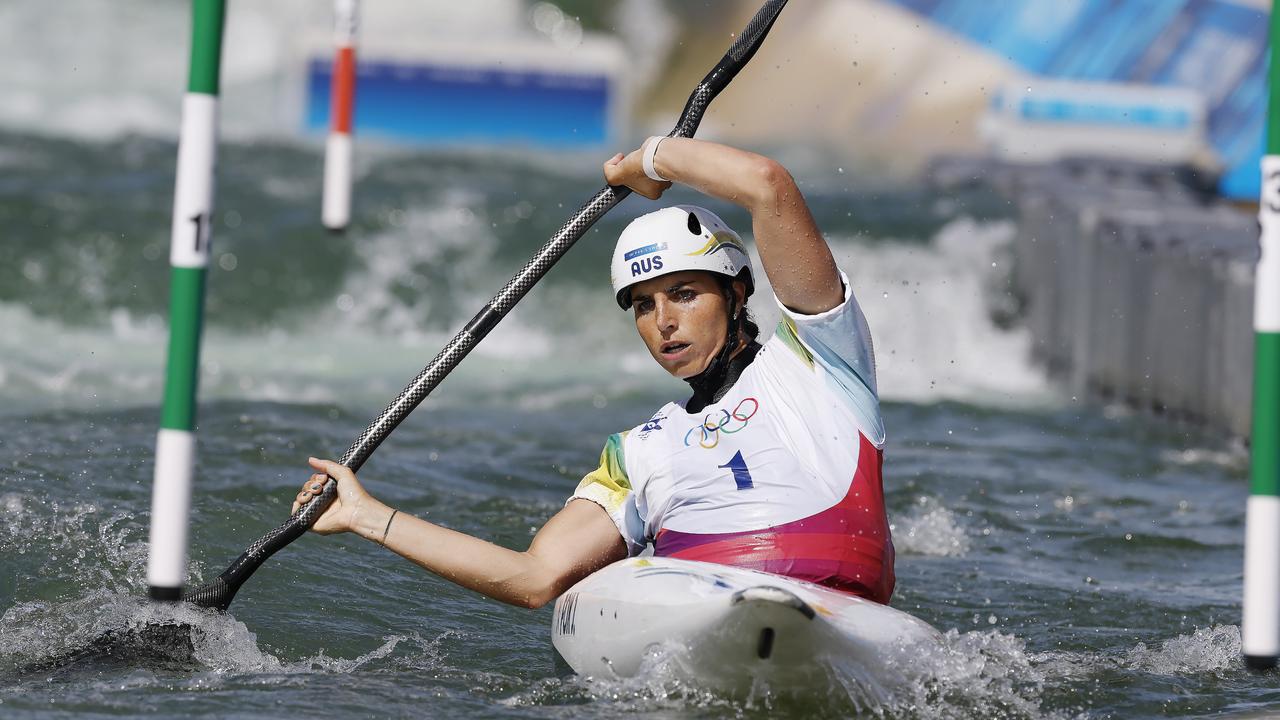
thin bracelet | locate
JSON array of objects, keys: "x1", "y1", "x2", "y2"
[
  {"x1": 379, "y1": 509, "x2": 398, "y2": 546},
  {"x1": 641, "y1": 135, "x2": 669, "y2": 182}
]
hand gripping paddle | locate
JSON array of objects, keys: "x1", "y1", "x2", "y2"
[{"x1": 182, "y1": 0, "x2": 789, "y2": 611}]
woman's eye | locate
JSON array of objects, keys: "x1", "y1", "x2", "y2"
[{"x1": 678, "y1": 290, "x2": 697, "y2": 302}]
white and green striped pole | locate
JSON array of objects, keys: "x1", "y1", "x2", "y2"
[
  {"x1": 322, "y1": 0, "x2": 359, "y2": 231},
  {"x1": 1243, "y1": 7, "x2": 1280, "y2": 671},
  {"x1": 147, "y1": 0, "x2": 225, "y2": 602}
]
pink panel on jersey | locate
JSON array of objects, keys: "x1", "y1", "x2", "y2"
[{"x1": 653, "y1": 432, "x2": 895, "y2": 604}]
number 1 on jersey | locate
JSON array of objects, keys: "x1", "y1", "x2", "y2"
[{"x1": 719, "y1": 450, "x2": 753, "y2": 490}]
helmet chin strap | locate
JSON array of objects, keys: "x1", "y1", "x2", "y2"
[{"x1": 684, "y1": 281, "x2": 761, "y2": 413}]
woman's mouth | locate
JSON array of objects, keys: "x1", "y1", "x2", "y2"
[{"x1": 660, "y1": 341, "x2": 691, "y2": 358}]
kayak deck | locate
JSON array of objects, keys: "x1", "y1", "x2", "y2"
[{"x1": 552, "y1": 557, "x2": 940, "y2": 697}]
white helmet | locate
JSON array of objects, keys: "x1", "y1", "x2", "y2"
[{"x1": 610, "y1": 205, "x2": 754, "y2": 309}]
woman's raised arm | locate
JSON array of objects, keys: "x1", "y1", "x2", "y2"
[{"x1": 604, "y1": 138, "x2": 843, "y2": 315}]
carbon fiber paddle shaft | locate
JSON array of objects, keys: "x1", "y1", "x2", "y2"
[{"x1": 184, "y1": 0, "x2": 789, "y2": 611}]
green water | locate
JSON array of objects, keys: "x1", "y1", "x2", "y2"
[{"x1": 0, "y1": 133, "x2": 1262, "y2": 718}]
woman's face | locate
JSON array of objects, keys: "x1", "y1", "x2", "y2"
[{"x1": 630, "y1": 271, "x2": 742, "y2": 379}]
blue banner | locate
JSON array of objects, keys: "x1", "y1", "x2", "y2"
[{"x1": 307, "y1": 59, "x2": 612, "y2": 148}]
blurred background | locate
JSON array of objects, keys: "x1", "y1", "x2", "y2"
[
  {"x1": 1, "y1": 0, "x2": 1267, "y2": 414},
  {"x1": 0, "y1": 2, "x2": 1273, "y2": 718},
  {"x1": 0, "y1": 0, "x2": 1266, "y2": 187}
]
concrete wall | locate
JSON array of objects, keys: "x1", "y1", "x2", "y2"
[{"x1": 930, "y1": 156, "x2": 1260, "y2": 438}]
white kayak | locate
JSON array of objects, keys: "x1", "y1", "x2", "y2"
[{"x1": 551, "y1": 557, "x2": 942, "y2": 698}]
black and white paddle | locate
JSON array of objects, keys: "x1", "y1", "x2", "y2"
[{"x1": 182, "y1": 0, "x2": 790, "y2": 612}]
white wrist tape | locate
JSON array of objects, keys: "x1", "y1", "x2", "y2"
[{"x1": 642, "y1": 136, "x2": 669, "y2": 182}]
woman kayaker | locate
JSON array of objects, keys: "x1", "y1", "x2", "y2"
[{"x1": 294, "y1": 137, "x2": 893, "y2": 608}]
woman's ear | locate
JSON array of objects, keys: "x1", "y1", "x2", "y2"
[{"x1": 732, "y1": 279, "x2": 748, "y2": 308}]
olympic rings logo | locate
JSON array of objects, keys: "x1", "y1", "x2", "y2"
[{"x1": 683, "y1": 397, "x2": 760, "y2": 449}]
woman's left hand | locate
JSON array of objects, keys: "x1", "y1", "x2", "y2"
[{"x1": 603, "y1": 148, "x2": 671, "y2": 200}]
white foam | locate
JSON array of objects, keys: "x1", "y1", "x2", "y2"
[
  {"x1": 839, "y1": 217, "x2": 1050, "y2": 404},
  {"x1": 0, "y1": 214, "x2": 1052, "y2": 415},
  {"x1": 1160, "y1": 447, "x2": 1248, "y2": 471},
  {"x1": 501, "y1": 627, "x2": 1056, "y2": 718},
  {"x1": 892, "y1": 496, "x2": 972, "y2": 557},
  {"x1": 0, "y1": 579, "x2": 453, "y2": 682},
  {"x1": 183, "y1": 611, "x2": 414, "y2": 676},
  {"x1": 324, "y1": 198, "x2": 503, "y2": 341},
  {"x1": 1124, "y1": 625, "x2": 1242, "y2": 675},
  {"x1": 0, "y1": 493, "x2": 23, "y2": 516},
  {"x1": 0, "y1": 304, "x2": 166, "y2": 414},
  {"x1": 892, "y1": 628, "x2": 1060, "y2": 719},
  {"x1": 0, "y1": 488, "x2": 455, "y2": 681},
  {"x1": 0, "y1": 0, "x2": 309, "y2": 141},
  {"x1": 737, "y1": 217, "x2": 1050, "y2": 405}
]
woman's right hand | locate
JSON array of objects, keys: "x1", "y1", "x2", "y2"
[
  {"x1": 291, "y1": 457, "x2": 376, "y2": 535},
  {"x1": 603, "y1": 148, "x2": 671, "y2": 200}
]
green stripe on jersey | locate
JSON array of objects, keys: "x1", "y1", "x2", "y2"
[{"x1": 775, "y1": 318, "x2": 814, "y2": 368}]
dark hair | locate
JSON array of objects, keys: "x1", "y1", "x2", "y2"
[{"x1": 717, "y1": 275, "x2": 759, "y2": 340}]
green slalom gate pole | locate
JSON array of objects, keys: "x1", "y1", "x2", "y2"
[
  {"x1": 147, "y1": 0, "x2": 225, "y2": 602},
  {"x1": 1244, "y1": 6, "x2": 1280, "y2": 670}
]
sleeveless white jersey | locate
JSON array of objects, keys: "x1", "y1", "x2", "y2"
[{"x1": 571, "y1": 271, "x2": 883, "y2": 556}]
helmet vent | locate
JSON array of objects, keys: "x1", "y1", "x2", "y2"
[{"x1": 687, "y1": 212, "x2": 702, "y2": 235}]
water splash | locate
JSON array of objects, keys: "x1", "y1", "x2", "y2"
[
  {"x1": 499, "y1": 628, "x2": 1056, "y2": 719},
  {"x1": 880, "y1": 629, "x2": 1063, "y2": 720},
  {"x1": 1124, "y1": 625, "x2": 1241, "y2": 676},
  {"x1": 745, "y1": 217, "x2": 1049, "y2": 406},
  {"x1": 0, "y1": 587, "x2": 445, "y2": 681},
  {"x1": 0, "y1": 591, "x2": 212, "y2": 674},
  {"x1": 324, "y1": 198, "x2": 504, "y2": 341},
  {"x1": 0, "y1": 183, "x2": 1050, "y2": 415},
  {"x1": 1159, "y1": 447, "x2": 1248, "y2": 472},
  {"x1": 0, "y1": 486, "x2": 439, "y2": 683},
  {"x1": 1, "y1": 490, "x2": 150, "y2": 596},
  {"x1": 893, "y1": 496, "x2": 971, "y2": 557}
]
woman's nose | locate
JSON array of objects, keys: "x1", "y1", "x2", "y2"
[{"x1": 654, "y1": 298, "x2": 677, "y2": 332}]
